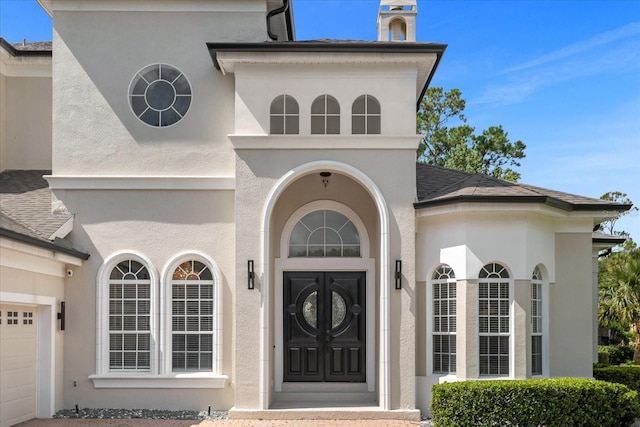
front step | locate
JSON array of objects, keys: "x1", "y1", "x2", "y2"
[
  {"x1": 272, "y1": 391, "x2": 377, "y2": 404},
  {"x1": 228, "y1": 407, "x2": 421, "y2": 421}
]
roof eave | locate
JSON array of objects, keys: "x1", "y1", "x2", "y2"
[
  {"x1": 414, "y1": 196, "x2": 632, "y2": 213},
  {"x1": 0, "y1": 228, "x2": 89, "y2": 260},
  {"x1": 0, "y1": 38, "x2": 52, "y2": 57}
]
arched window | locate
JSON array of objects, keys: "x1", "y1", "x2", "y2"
[
  {"x1": 108, "y1": 259, "x2": 152, "y2": 371},
  {"x1": 289, "y1": 209, "x2": 360, "y2": 257},
  {"x1": 270, "y1": 95, "x2": 299, "y2": 134},
  {"x1": 352, "y1": 95, "x2": 380, "y2": 134},
  {"x1": 170, "y1": 260, "x2": 216, "y2": 372},
  {"x1": 311, "y1": 95, "x2": 340, "y2": 134},
  {"x1": 531, "y1": 266, "x2": 543, "y2": 375},
  {"x1": 478, "y1": 263, "x2": 510, "y2": 376},
  {"x1": 432, "y1": 264, "x2": 456, "y2": 374}
]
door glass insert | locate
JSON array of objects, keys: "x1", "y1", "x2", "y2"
[
  {"x1": 302, "y1": 291, "x2": 318, "y2": 328},
  {"x1": 331, "y1": 292, "x2": 347, "y2": 328}
]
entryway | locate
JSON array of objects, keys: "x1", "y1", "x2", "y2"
[{"x1": 283, "y1": 271, "x2": 366, "y2": 383}]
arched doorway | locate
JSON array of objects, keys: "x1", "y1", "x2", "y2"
[{"x1": 259, "y1": 161, "x2": 392, "y2": 410}]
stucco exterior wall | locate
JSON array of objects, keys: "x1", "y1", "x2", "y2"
[
  {"x1": 549, "y1": 232, "x2": 593, "y2": 377},
  {"x1": 51, "y1": 3, "x2": 269, "y2": 176},
  {"x1": 1, "y1": 76, "x2": 52, "y2": 171},
  {"x1": 233, "y1": 63, "x2": 417, "y2": 135},
  {"x1": 233, "y1": 148, "x2": 417, "y2": 410},
  {"x1": 53, "y1": 188, "x2": 235, "y2": 410}
]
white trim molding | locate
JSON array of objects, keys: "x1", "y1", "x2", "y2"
[
  {"x1": 229, "y1": 135, "x2": 421, "y2": 151},
  {"x1": 44, "y1": 175, "x2": 235, "y2": 191}
]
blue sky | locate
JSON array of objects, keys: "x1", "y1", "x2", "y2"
[{"x1": 1, "y1": 0, "x2": 639, "y2": 242}]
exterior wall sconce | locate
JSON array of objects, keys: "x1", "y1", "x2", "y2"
[
  {"x1": 57, "y1": 301, "x2": 66, "y2": 330},
  {"x1": 248, "y1": 260, "x2": 255, "y2": 289},
  {"x1": 395, "y1": 260, "x2": 402, "y2": 289},
  {"x1": 320, "y1": 171, "x2": 331, "y2": 188}
]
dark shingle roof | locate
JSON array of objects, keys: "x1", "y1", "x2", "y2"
[
  {"x1": 11, "y1": 41, "x2": 52, "y2": 51},
  {"x1": 415, "y1": 163, "x2": 632, "y2": 212},
  {"x1": 0, "y1": 38, "x2": 52, "y2": 56},
  {"x1": 0, "y1": 170, "x2": 88, "y2": 259}
]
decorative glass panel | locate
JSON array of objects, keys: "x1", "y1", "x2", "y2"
[
  {"x1": 289, "y1": 210, "x2": 361, "y2": 258},
  {"x1": 302, "y1": 291, "x2": 318, "y2": 328},
  {"x1": 331, "y1": 292, "x2": 347, "y2": 328}
]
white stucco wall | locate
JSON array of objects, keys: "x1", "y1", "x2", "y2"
[
  {"x1": 51, "y1": 2, "x2": 270, "y2": 176},
  {"x1": 54, "y1": 188, "x2": 236, "y2": 410}
]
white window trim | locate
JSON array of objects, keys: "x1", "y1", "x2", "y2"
[{"x1": 91, "y1": 250, "x2": 227, "y2": 388}]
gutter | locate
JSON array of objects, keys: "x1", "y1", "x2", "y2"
[
  {"x1": 267, "y1": 0, "x2": 290, "y2": 41},
  {"x1": 0, "y1": 38, "x2": 51, "y2": 57}
]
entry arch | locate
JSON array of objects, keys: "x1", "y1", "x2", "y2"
[{"x1": 260, "y1": 160, "x2": 391, "y2": 410}]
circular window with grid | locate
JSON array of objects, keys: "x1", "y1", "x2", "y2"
[{"x1": 128, "y1": 64, "x2": 192, "y2": 128}]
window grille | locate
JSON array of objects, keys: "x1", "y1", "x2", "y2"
[
  {"x1": 311, "y1": 95, "x2": 340, "y2": 134},
  {"x1": 289, "y1": 210, "x2": 360, "y2": 257},
  {"x1": 108, "y1": 260, "x2": 151, "y2": 371},
  {"x1": 479, "y1": 263, "x2": 510, "y2": 376},
  {"x1": 531, "y1": 266, "x2": 543, "y2": 375},
  {"x1": 171, "y1": 260, "x2": 215, "y2": 372},
  {"x1": 352, "y1": 95, "x2": 381, "y2": 134},
  {"x1": 432, "y1": 265, "x2": 456, "y2": 373},
  {"x1": 270, "y1": 95, "x2": 299, "y2": 134}
]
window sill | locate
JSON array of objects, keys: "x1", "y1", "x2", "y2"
[{"x1": 89, "y1": 373, "x2": 228, "y2": 389}]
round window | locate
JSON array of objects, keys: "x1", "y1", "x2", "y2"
[{"x1": 128, "y1": 64, "x2": 192, "y2": 128}]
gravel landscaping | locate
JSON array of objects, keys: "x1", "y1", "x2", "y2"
[{"x1": 53, "y1": 408, "x2": 229, "y2": 421}]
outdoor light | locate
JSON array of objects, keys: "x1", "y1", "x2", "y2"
[
  {"x1": 395, "y1": 260, "x2": 402, "y2": 289},
  {"x1": 248, "y1": 260, "x2": 255, "y2": 289},
  {"x1": 320, "y1": 171, "x2": 331, "y2": 188},
  {"x1": 57, "y1": 301, "x2": 66, "y2": 331}
]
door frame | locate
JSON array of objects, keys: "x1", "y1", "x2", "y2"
[{"x1": 275, "y1": 201, "x2": 375, "y2": 392}]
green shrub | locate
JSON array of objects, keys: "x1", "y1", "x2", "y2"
[
  {"x1": 594, "y1": 365, "x2": 640, "y2": 393},
  {"x1": 431, "y1": 378, "x2": 640, "y2": 427},
  {"x1": 599, "y1": 351, "x2": 611, "y2": 365},
  {"x1": 599, "y1": 345, "x2": 635, "y2": 365}
]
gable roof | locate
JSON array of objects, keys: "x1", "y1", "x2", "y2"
[
  {"x1": 415, "y1": 163, "x2": 632, "y2": 212},
  {"x1": 0, "y1": 170, "x2": 88, "y2": 259}
]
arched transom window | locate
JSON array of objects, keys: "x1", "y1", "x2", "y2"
[
  {"x1": 289, "y1": 210, "x2": 360, "y2": 258},
  {"x1": 171, "y1": 260, "x2": 215, "y2": 372},
  {"x1": 478, "y1": 262, "x2": 510, "y2": 376},
  {"x1": 352, "y1": 95, "x2": 381, "y2": 134},
  {"x1": 311, "y1": 95, "x2": 340, "y2": 134},
  {"x1": 270, "y1": 95, "x2": 299, "y2": 135}
]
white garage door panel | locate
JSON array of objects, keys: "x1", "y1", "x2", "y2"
[{"x1": 0, "y1": 305, "x2": 37, "y2": 427}]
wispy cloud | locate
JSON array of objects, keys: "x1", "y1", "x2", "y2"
[
  {"x1": 502, "y1": 22, "x2": 640, "y2": 74},
  {"x1": 473, "y1": 22, "x2": 640, "y2": 107}
]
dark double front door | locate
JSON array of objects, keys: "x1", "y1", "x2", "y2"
[{"x1": 283, "y1": 271, "x2": 366, "y2": 382}]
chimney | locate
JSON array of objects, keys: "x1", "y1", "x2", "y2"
[{"x1": 377, "y1": 0, "x2": 417, "y2": 42}]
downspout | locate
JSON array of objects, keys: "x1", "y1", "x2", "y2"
[{"x1": 267, "y1": 0, "x2": 290, "y2": 41}]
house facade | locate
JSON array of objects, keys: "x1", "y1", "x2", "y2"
[{"x1": 0, "y1": 1, "x2": 630, "y2": 425}]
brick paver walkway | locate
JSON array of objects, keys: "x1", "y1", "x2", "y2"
[{"x1": 17, "y1": 419, "x2": 422, "y2": 427}]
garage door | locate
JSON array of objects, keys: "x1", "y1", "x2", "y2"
[{"x1": 0, "y1": 305, "x2": 37, "y2": 427}]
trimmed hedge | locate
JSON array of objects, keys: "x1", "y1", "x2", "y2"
[
  {"x1": 431, "y1": 378, "x2": 640, "y2": 427},
  {"x1": 594, "y1": 365, "x2": 640, "y2": 393},
  {"x1": 599, "y1": 345, "x2": 635, "y2": 365}
]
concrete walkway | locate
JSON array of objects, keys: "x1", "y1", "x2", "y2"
[{"x1": 16, "y1": 420, "x2": 422, "y2": 427}]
